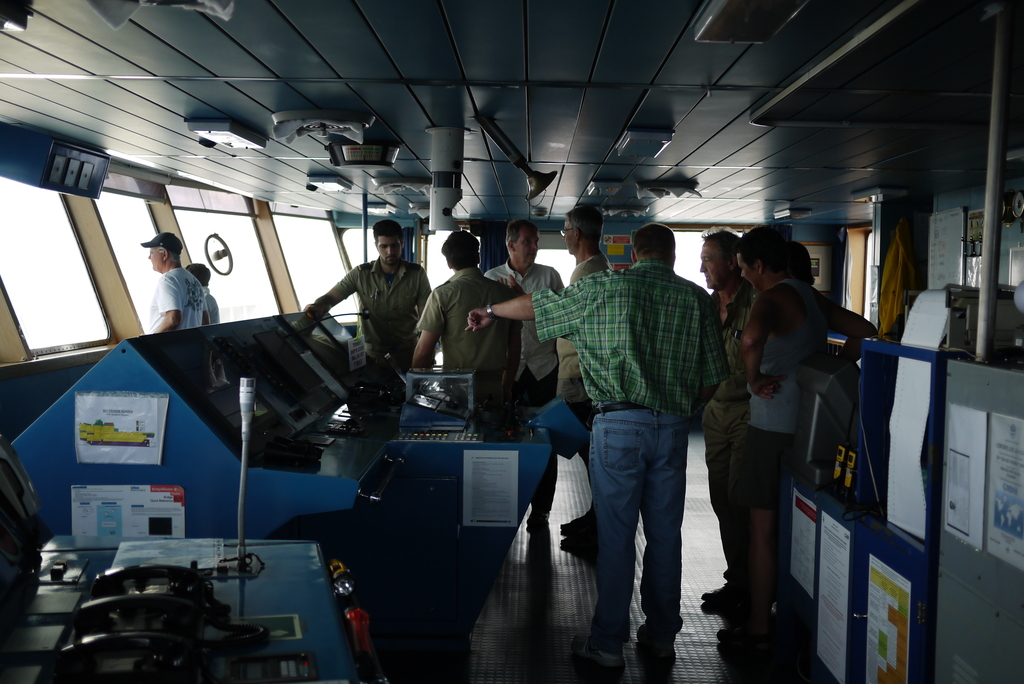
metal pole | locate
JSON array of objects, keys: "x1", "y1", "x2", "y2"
[
  {"x1": 978, "y1": 2, "x2": 1014, "y2": 362},
  {"x1": 361, "y1": 191, "x2": 369, "y2": 264}
]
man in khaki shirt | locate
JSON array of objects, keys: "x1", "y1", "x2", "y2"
[
  {"x1": 412, "y1": 231, "x2": 521, "y2": 409},
  {"x1": 305, "y1": 220, "x2": 431, "y2": 371},
  {"x1": 698, "y1": 228, "x2": 754, "y2": 615},
  {"x1": 556, "y1": 205, "x2": 610, "y2": 551}
]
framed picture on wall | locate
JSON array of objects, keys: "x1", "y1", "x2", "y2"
[{"x1": 800, "y1": 242, "x2": 833, "y2": 294}]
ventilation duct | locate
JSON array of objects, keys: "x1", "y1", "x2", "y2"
[
  {"x1": 85, "y1": 0, "x2": 234, "y2": 30},
  {"x1": 271, "y1": 110, "x2": 375, "y2": 145}
]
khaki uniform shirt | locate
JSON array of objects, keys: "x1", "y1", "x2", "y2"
[
  {"x1": 708, "y1": 278, "x2": 755, "y2": 406},
  {"x1": 417, "y1": 267, "x2": 522, "y2": 399},
  {"x1": 333, "y1": 259, "x2": 431, "y2": 361},
  {"x1": 557, "y1": 252, "x2": 611, "y2": 379}
]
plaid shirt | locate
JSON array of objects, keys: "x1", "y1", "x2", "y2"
[{"x1": 533, "y1": 258, "x2": 728, "y2": 417}]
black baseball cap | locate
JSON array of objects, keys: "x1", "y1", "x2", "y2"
[{"x1": 141, "y1": 232, "x2": 183, "y2": 255}]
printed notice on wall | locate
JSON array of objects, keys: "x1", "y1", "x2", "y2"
[
  {"x1": 71, "y1": 485, "x2": 185, "y2": 538},
  {"x1": 986, "y1": 413, "x2": 1024, "y2": 572},
  {"x1": 866, "y1": 555, "x2": 911, "y2": 684},
  {"x1": 75, "y1": 392, "x2": 168, "y2": 465},
  {"x1": 817, "y1": 512, "x2": 851, "y2": 684},
  {"x1": 463, "y1": 450, "x2": 518, "y2": 526},
  {"x1": 791, "y1": 489, "x2": 817, "y2": 598},
  {"x1": 945, "y1": 404, "x2": 988, "y2": 549}
]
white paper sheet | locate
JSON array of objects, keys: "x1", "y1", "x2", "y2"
[
  {"x1": 791, "y1": 489, "x2": 817, "y2": 598},
  {"x1": 945, "y1": 404, "x2": 988, "y2": 548},
  {"x1": 986, "y1": 413, "x2": 1024, "y2": 572},
  {"x1": 75, "y1": 391, "x2": 168, "y2": 465},
  {"x1": 111, "y1": 538, "x2": 224, "y2": 571},
  {"x1": 901, "y1": 290, "x2": 949, "y2": 349},
  {"x1": 887, "y1": 358, "x2": 931, "y2": 539},
  {"x1": 866, "y1": 555, "x2": 912, "y2": 684},
  {"x1": 817, "y1": 512, "x2": 851, "y2": 684},
  {"x1": 463, "y1": 450, "x2": 518, "y2": 526}
]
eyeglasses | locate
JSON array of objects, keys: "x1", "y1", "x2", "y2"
[{"x1": 561, "y1": 226, "x2": 574, "y2": 237}]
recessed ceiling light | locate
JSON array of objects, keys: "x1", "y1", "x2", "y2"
[{"x1": 185, "y1": 118, "x2": 267, "y2": 149}]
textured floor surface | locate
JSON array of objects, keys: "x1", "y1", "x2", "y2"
[{"x1": 378, "y1": 426, "x2": 808, "y2": 683}]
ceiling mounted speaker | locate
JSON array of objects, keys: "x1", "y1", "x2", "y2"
[{"x1": 327, "y1": 141, "x2": 402, "y2": 171}]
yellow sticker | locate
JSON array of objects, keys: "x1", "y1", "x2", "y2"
[{"x1": 607, "y1": 244, "x2": 625, "y2": 255}]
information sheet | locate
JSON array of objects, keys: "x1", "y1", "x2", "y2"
[
  {"x1": 986, "y1": 413, "x2": 1024, "y2": 572},
  {"x1": 791, "y1": 489, "x2": 817, "y2": 598},
  {"x1": 866, "y1": 555, "x2": 911, "y2": 684},
  {"x1": 463, "y1": 450, "x2": 518, "y2": 526},
  {"x1": 70, "y1": 484, "x2": 185, "y2": 538},
  {"x1": 75, "y1": 391, "x2": 168, "y2": 465},
  {"x1": 945, "y1": 404, "x2": 988, "y2": 549},
  {"x1": 111, "y1": 538, "x2": 224, "y2": 571},
  {"x1": 887, "y1": 358, "x2": 931, "y2": 539},
  {"x1": 817, "y1": 512, "x2": 851, "y2": 684}
]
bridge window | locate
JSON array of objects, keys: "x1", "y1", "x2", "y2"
[
  {"x1": 274, "y1": 213, "x2": 345, "y2": 312},
  {"x1": 174, "y1": 210, "x2": 278, "y2": 322},
  {"x1": 95, "y1": 193, "x2": 160, "y2": 320},
  {"x1": 0, "y1": 178, "x2": 108, "y2": 353}
]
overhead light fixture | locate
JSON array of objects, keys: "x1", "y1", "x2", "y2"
[
  {"x1": 306, "y1": 174, "x2": 352, "y2": 193},
  {"x1": 615, "y1": 128, "x2": 674, "y2": 158},
  {"x1": 586, "y1": 180, "x2": 624, "y2": 197},
  {"x1": 185, "y1": 118, "x2": 267, "y2": 149},
  {"x1": 693, "y1": 0, "x2": 811, "y2": 44},
  {"x1": 850, "y1": 186, "x2": 908, "y2": 203},
  {"x1": 636, "y1": 179, "x2": 702, "y2": 199},
  {"x1": 409, "y1": 202, "x2": 431, "y2": 219},
  {"x1": 602, "y1": 205, "x2": 648, "y2": 218},
  {"x1": 271, "y1": 110, "x2": 376, "y2": 145},
  {"x1": 0, "y1": 1, "x2": 31, "y2": 30},
  {"x1": 475, "y1": 115, "x2": 557, "y2": 201},
  {"x1": 1007, "y1": 145, "x2": 1024, "y2": 161},
  {"x1": 367, "y1": 202, "x2": 397, "y2": 216},
  {"x1": 773, "y1": 207, "x2": 811, "y2": 220},
  {"x1": 328, "y1": 141, "x2": 401, "y2": 171},
  {"x1": 371, "y1": 176, "x2": 432, "y2": 194}
]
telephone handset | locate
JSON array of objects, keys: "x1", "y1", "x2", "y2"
[
  {"x1": 53, "y1": 631, "x2": 200, "y2": 684},
  {"x1": 91, "y1": 564, "x2": 206, "y2": 602},
  {"x1": 74, "y1": 594, "x2": 203, "y2": 640}
]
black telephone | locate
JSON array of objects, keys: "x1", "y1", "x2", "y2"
[
  {"x1": 91, "y1": 564, "x2": 207, "y2": 603},
  {"x1": 74, "y1": 594, "x2": 204, "y2": 640},
  {"x1": 53, "y1": 631, "x2": 200, "y2": 684}
]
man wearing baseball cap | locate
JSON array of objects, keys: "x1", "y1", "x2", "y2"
[{"x1": 141, "y1": 232, "x2": 209, "y2": 334}]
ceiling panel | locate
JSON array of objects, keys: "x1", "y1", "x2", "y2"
[
  {"x1": 527, "y1": 0, "x2": 609, "y2": 82},
  {"x1": 568, "y1": 88, "x2": 647, "y2": 163},
  {"x1": 445, "y1": 0, "x2": 524, "y2": 82},
  {"x1": 528, "y1": 87, "x2": 584, "y2": 163},
  {"x1": 355, "y1": 0, "x2": 461, "y2": 81},
  {"x1": 590, "y1": 0, "x2": 698, "y2": 84}
]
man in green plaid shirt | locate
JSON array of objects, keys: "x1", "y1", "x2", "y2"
[{"x1": 467, "y1": 223, "x2": 728, "y2": 666}]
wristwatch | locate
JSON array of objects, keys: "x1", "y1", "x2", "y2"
[{"x1": 485, "y1": 303, "x2": 498, "y2": 320}]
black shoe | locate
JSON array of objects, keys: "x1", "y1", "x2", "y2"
[
  {"x1": 701, "y1": 584, "x2": 745, "y2": 612},
  {"x1": 560, "y1": 508, "x2": 596, "y2": 536},
  {"x1": 560, "y1": 529, "x2": 598, "y2": 552},
  {"x1": 526, "y1": 511, "x2": 549, "y2": 531}
]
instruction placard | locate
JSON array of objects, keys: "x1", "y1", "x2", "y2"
[
  {"x1": 75, "y1": 392, "x2": 168, "y2": 465},
  {"x1": 986, "y1": 413, "x2": 1024, "y2": 572},
  {"x1": 866, "y1": 555, "x2": 911, "y2": 684},
  {"x1": 463, "y1": 450, "x2": 518, "y2": 526},
  {"x1": 71, "y1": 484, "x2": 184, "y2": 538}
]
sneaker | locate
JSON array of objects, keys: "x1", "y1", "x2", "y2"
[
  {"x1": 701, "y1": 584, "x2": 744, "y2": 611},
  {"x1": 570, "y1": 635, "x2": 624, "y2": 668},
  {"x1": 636, "y1": 624, "x2": 675, "y2": 659}
]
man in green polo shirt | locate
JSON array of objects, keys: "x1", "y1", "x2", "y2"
[
  {"x1": 412, "y1": 230, "x2": 521, "y2": 409},
  {"x1": 304, "y1": 220, "x2": 431, "y2": 371},
  {"x1": 466, "y1": 223, "x2": 728, "y2": 666}
]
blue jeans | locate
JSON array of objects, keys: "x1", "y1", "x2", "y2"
[{"x1": 588, "y1": 409, "x2": 690, "y2": 654}]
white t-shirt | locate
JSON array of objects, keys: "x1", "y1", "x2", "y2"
[
  {"x1": 203, "y1": 287, "x2": 221, "y2": 324},
  {"x1": 149, "y1": 267, "x2": 208, "y2": 333}
]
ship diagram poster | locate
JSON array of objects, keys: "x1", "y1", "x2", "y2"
[{"x1": 75, "y1": 392, "x2": 168, "y2": 465}]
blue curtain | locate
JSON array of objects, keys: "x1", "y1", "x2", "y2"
[
  {"x1": 479, "y1": 221, "x2": 508, "y2": 273},
  {"x1": 403, "y1": 224, "x2": 416, "y2": 262},
  {"x1": 771, "y1": 223, "x2": 793, "y2": 241}
]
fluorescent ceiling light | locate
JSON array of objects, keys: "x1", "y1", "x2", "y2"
[
  {"x1": 307, "y1": 174, "x2": 352, "y2": 192},
  {"x1": 185, "y1": 118, "x2": 268, "y2": 149},
  {"x1": 773, "y1": 207, "x2": 811, "y2": 220},
  {"x1": 367, "y1": 202, "x2": 396, "y2": 216},
  {"x1": 0, "y1": 1, "x2": 31, "y2": 31},
  {"x1": 615, "y1": 128, "x2": 674, "y2": 158},
  {"x1": 371, "y1": 176, "x2": 432, "y2": 194},
  {"x1": 586, "y1": 180, "x2": 624, "y2": 197},
  {"x1": 694, "y1": 0, "x2": 811, "y2": 44},
  {"x1": 636, "y1": 180, "x2": 702, "y2": 199},
  {"x1": 602, "y1": 205, "x2": 648, "y2": 218},
  {"x1": 850, "y1": 186, "x2": 907, "y2": 202}
]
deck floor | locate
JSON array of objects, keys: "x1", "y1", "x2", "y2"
[{"x1": 378, "y1": 425, "x2": 807, "y2": 683}]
